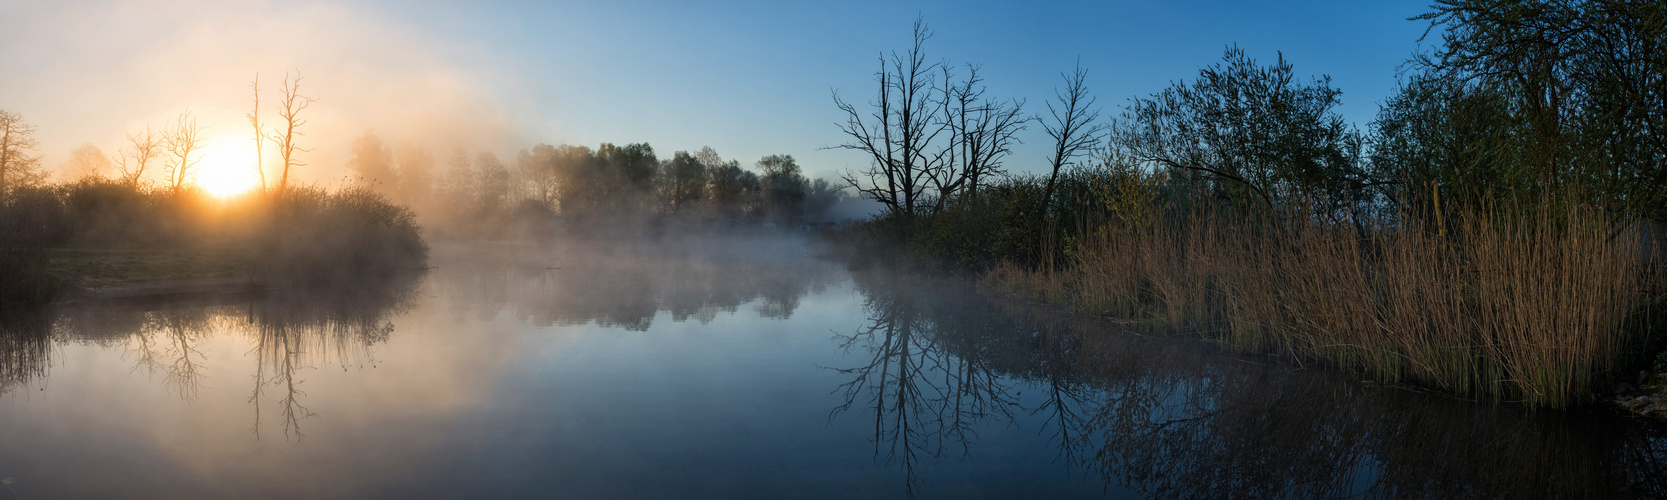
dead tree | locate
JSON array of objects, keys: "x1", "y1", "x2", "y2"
[
  {"x1": 940, "y1": 64, "x2": 1027, "y2": 202},
  {"x1": 1039, "y1": 63, "x2": 1105, "y2": 222},
  {"x1": 0, "y1": 110, "x2": 44, "y2": 198},
  {"x1": 268, "y1": 71, "x2": 315, "y2": 194},
  {"x1": 248, "y1": 73, "x2": 267, "y2": 193},
  {"x1": 832, "y1": 18, "x2": 947, "y2": 218},
  {"x1": 163, "y1": 111, "x2": 207, "y2": 192},
  {"x1": 117, "y1": 126, "x2": 164, "y2": 186}
]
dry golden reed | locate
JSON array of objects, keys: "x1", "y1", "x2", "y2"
[{"x1": 991, "y1": 202, "x2": 1658, "y2": 408}]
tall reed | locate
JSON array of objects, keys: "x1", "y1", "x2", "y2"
[{"x1": 1001, "y1": 200, "x2": 1658, "y2": 408}]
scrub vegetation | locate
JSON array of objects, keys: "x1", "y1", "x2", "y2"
[{"x1": 841, "y1": 2, "x2": 1667, "y2": 408}]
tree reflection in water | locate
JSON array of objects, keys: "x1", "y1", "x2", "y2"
[
  {"x1": 0, "y1": 274, "x2": 420, "y2": 442},
  {"x1": 244, "y1": 278, "x2": 417, "y2": 440},
  {"x1": 833, "y1": 270, "x2": 1667, "y2": 498}
]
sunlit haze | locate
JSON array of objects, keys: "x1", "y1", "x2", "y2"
[
  {"x1": 196, "y1": 135, "x2": 262, "y2": 197},
  {"x1": 1, "y1": 0, "x2": 1428, "y2": 186}
]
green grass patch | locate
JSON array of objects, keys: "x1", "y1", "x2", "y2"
[{"x1": 47, "y1": 248, "x2": 251, "y2": 287}]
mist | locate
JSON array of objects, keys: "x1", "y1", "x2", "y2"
[
  {"x1": 2, "y1": 0, "x2": 531, "y2": 187},
  {"x1": 4, "y1": 2, "x2": 1666, "y2": 498}
]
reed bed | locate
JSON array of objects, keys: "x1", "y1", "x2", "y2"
[{"x1": 990, "y1": 203, "x2": 1661, "y2": 408}]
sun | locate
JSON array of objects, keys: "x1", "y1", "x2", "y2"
[{"x1": 194, "y1": 135, "x2": 262, "y2": 197}]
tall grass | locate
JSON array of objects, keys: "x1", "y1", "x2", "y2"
[{"x1": 989, "y1": 200, "x2": 1661, "y2": 408}]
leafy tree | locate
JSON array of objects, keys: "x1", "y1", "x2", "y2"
[
  {"x1": 1109, "y1": 46, "x2": 1367, "y2": 214},
  {"x1": 58, "y1": 143, "x2": 112, "y2": 181},
  {"x1": 758, "y1": 154, "x2": 809, "y2": 220},
  {"x1": 516, "y1": 143, "x2": 563, "y2": 209},
  {"x1": 394, "y1": 141, "x2": 434, "y2": 208},
  {"x1": 1411, "y1": 0, "x2": 1667, "y2": 221},
  {"x1": 347, "y1": 130, "x2": 398, "y2": 193},
  {"x1": 663, "y1": 151, "x2": 708, "y2": 213}
]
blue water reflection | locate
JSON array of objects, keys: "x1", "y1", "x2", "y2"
[{"x1": 0, "y1": 239, "x2": 1662, "y2": 498}]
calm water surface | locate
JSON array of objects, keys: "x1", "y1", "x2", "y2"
[{"x1": 2, "y1": 238, "x2": 1663, "y2": 499}]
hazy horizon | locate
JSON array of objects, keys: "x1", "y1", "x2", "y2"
[{"x1": 3, "y1": 0, "x2": 1428, "y2": 194}]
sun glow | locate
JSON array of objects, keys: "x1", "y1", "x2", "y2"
[{"x1": 194, "y1": 135, "x2": 262, "y2": 198}]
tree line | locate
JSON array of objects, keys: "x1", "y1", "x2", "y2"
[
  {"x1": 339, "y1": 132, "x2": 849, "y2": 235},
  {"x1": 836, "y1": 2, "x2": 1667, "y2": 408},
  {"x1": 841, "y1": 1, "x2": 1666, "y2": 232}
]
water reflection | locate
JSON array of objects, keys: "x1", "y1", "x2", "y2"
[
  {"x1": 832, "y1": 270, "x2": 1667, "y2": 498},
  {"x1": 2, "y1": 275, "x2": 420, "y2": 440},
  {"x1": 3, "y1": 244, "x2": 1663, "y2": 498},
  {"x1": 431, "y1": 238, "x2": 841, "y2": 330}
]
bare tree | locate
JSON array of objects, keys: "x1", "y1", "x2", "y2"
[
  {"x1": 59, "y1": 143, "x2": 113, "y2": 181},
  {"x1": 938, "y1": 64, "x2": 1028, "y2": 202},
  {"x1": 832, "y1": 17, "x2": 948, "y2": 218},
  {"x1": 248, "y1": 73, "x2": 267, "y2": 193},
  {"x1": 162, "y1": 110, "x2": 207, "y2": 192},
  {"x1": 117, "y1": 126, "x2": 164, "y2": 186},
  {"x1": 0, "y1": 109, "x2": 44, "y2": 198},
  {"x1": 1039, "y1": 63, "x2": 1105, "y2": 222},
  {"x1": 268, "y1": 71, "x2": 316, "y2": 194}
]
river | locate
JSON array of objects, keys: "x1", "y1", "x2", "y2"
[{"x1": 1, "y1": 237, "x2": 1662, "y2": 498}]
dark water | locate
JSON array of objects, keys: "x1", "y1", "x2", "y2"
[{"x1": 2, "y1": 238, "x2": 1663, "y2": 499}]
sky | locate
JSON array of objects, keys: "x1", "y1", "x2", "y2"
[{"x1": 0, "y1": 0, "x2": 1436, "y2": 191}]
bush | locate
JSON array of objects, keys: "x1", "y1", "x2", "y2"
[{"x1": 257, "y1": 186, "x2": 429, "y2": 286}]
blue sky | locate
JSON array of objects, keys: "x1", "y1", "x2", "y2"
[{"x1": 2, "y1": 0, "x2": 1437, "y2": 184}]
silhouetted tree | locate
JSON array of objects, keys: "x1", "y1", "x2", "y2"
[
  {"x1": 268, "y1": 71, "x2": 315, "y2": 194},
  {"x1": 833, "y1": 18, "x2": 946, "y2": 218},
  {"x1": 1039, "y1": 63, "x2": 1105, "y2": 222},
  {"x1": 663, "y1": 150, "x2": 708, "y2": 213},
  {"x1": 117, "y1": 125, "x2": 163, "y2": 186},
  {"x1": 1406, "y1": 0, "x2": 1667, "y2": 221},
  {"x1": 394, "y1": 141, "x2": 433, "y2": 208},
  {"x1": 1109, "y1": 46, "x2": 1365, "y2": 213},
  {"x1": 943, "y1": 64, "x2": 1028, "y2": 198},
  {"x1": 516, "y1": 143, "x2": 563, "y2": 209},
  {"x1": 0, "y1": 110, "x2": 44, "y2": 198},
  {"x1": 58, "y1": 143, "x2": 111, "y2": 181},
  {"x1": 248, "y1": 73, "x2": 266, "y2": 192},
  {"x1": 706, "y1": 157, "x2": 758, "y2": 218},
  {"x1": 758, "y1": 154, "x2": 808, "y2": 220},
  {"x1": 347, "y1": 130, "x2": 397, "y2": 192},
  {"x1": 162, "y1": 110, "x2": 206, "y2": 192}
]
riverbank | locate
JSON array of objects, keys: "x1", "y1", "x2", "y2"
[
  {"x1": 1, "y1": 183, "x2": 428, "y2": 306},
  {"x1": 958, "y1": 202, "x2": 1665, "y2": 411}
]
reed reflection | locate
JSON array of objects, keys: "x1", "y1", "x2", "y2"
[
  {"x1": 834, "y1": 274, "x2": 1667, "y2": 498},
  {"x1": 0, "y1": 308, "x2": 51, "y2": 397}
]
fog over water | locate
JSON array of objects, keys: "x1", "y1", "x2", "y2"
[{"x1": 1, "y1": 238, "x2": 1662, "y2": 499}]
